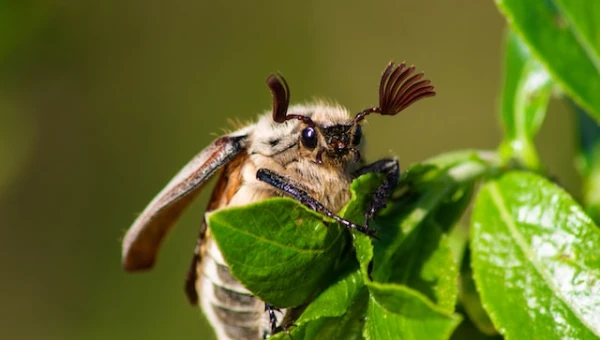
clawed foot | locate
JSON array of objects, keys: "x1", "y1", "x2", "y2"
[
  {"x1": 355, "y1": 218, "x2": 379, "y2": 239},
  {"x1": 263, "y1": 304, "x2": 296, "y2": 339},
  {"x1": 265, "y1": 303, "x2": 282, "y2": 334}
]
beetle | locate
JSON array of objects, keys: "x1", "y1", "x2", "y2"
[{"x1": 122, "y1": 62, "x2": 435, "y2": 340}]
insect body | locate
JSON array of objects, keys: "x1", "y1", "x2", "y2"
[{"x1": 122, "y1": 62, "x2": 435, "y2": 340}]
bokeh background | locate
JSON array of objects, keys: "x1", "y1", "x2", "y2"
[{"x1": 0, "y1": 1, "x2": 577, "y2": 339}]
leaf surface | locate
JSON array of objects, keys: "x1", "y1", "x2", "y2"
[
  {"x1": 208, "y1": 198, "x2": 347, "y2": 307},
  {"x1": 498, "y1": 29, "x2": 552, "y2": 170},
  {"x1": 496, "y1": 0, "x2": 600, "y2": 120},
  {"x1": 471, "y1": 171, "x2": 600, "y2": 339}
]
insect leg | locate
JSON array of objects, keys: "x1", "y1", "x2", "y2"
[
  {"x1": 353, "y1": 158, "x2": 399, "y2": 225},
  {"x1": 184, "y1": 217, "x2": 208, "y2": 305},
  {"x1": 256, "y1": 168, "x2": 376, "y2": 237},
  {"x1": 264, "y1": 303, "x2": 279, "y2": 335}
]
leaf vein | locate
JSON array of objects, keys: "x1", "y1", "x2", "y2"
[
  {"x1": 488, "y1": 182, "x2": 596, "y2": 334},
  {"x1": 214, "y1": 218, "x2": 332, "y2": 255}
]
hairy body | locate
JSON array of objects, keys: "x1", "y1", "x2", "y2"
[{"x1": 196, "y1": 104, "x2": 359, "y2": 339}]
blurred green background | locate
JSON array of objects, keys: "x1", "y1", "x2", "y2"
[{"x1": 0, "y1": 1, "x2": 577, "y2": 339}]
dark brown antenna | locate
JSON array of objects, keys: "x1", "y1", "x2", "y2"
[
  {"x1": 266, "y1": 73, "x2": 315, "y2": 126},
  {"x1": 355, "y1": 62, "x2": 435, "y2": 122},
  {"x1": 266, "y1": 73, "x2": 290, "y2": 123}
]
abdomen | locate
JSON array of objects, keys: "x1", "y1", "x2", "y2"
[{"x1": 198, "y1": 237, "x2": 275, "y2": 340}]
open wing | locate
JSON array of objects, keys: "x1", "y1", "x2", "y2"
[{"x1": 122, "y1": 132, "x2": 249, "y2": 271}]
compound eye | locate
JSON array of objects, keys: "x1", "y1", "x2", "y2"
[
  {"x1": 301, "y1": 127, "x2": 318, "y2": 149},
  {"x1": 352, "y1": 125, "x2": 362, "y2": 146}
]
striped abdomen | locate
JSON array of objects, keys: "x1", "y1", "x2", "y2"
[{"x1": 198, "y1": 237, "x2": 287, "y2": 339}]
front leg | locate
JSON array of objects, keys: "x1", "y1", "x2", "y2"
[
  {"x1": 264, "y1": 303, "x2": 278, "y2": 336},
  {"x1": 353, "y1": 158, "x2": 400, "y2": 226},
  {"x1": 256, "y1": 168, "x2": 377, "y2": 237}
]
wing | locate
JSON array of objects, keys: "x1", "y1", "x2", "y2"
[
  {"x1": 185, "y1": 150, "x2": 249, "y2": 304},
  {"x1": 122, "y1": 131, "x2": 249, "y2": 271}
]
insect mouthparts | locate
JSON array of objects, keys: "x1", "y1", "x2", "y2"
[{"x1": 334, "y1": 141, "x2": 346, "y2": 151}]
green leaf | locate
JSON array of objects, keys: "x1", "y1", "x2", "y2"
[
  {"x1": 270, "y1": 261, "x2": 368, "y2": 340},
  {"x1": 366, "y1": 152, "x2": 486, "y2": 310},
  {"x1": 364, "y1": 282, "x2": 462, "y2": 340},
  {"x1": 498, "y1": 29, "x2": 552, "y2": 170},
  {"x1": 294, "y1": 260, "x2": 364, "y2": 323},
  {"x1": 289, "y1": 297, "x2": 368, "y2": 340},
  {"x1": 448, "y1": 224, "x2": 469, "y2": 267},
  {"x1": 207, "y1": 198, "x2": 348, "y2": 307},
  {"x1": 552, "y1": 0, "x2": 600, "y2": 68},
  {"x1": 380, "y1": 219, "x2": 459, "y2": 313},
  {"x1": 342, "y1": 174, "x2": 382, "y2": 279},
  {"x1": 353, "y1": 153, "x2": 487, "y2": 339},
  {"x1": 495, "y1": 0, "x2": 600, "y2": 120},
  {"x1": 459, "y1": 247, "x2": 498, "y2": 336},
  {"x1": 471, "y1": 171, "x2": 600, "y2": 339},
  {"x1": 371, "y1": 151, "x2": 486, "y2": 267}
]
